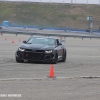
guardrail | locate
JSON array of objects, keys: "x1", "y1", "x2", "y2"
[{"x1": 0, "y1": 0, "x2": 100, "y2": 5}]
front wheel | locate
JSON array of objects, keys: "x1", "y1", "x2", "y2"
[
  {"x1": 53, "y1": 54, "x2": 58, "y2": 64},
  {"x1": 16, "y1": 58, "x2": 24, "y2": 63},
  {"x1": 62, "y1": 51, "x2": 66, "y2": 62}
]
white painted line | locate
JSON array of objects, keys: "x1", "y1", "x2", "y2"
[
  {"x1": 66, "y1": 92, "x2": 100, "y2": 95},
  {"x1": 0, "y1": 77, "x2": 47, "y2": 81},
  {"x1": 0, "y1": 76, "x2": 100, "y2": 81}
]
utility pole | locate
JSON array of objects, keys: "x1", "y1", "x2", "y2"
[{"x1": 87, "y1": 16, "x2": 93, "y2": 35}]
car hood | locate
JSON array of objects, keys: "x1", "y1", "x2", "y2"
[{"x1": 20, "y1": 43, "x2": 55, "y2": 50}]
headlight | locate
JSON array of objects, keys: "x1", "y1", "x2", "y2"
[
  {"x1": 45, "y1": 50, "x2": 52, "y2": 53},
  {"x1": 18, "y1": 47, "x2": 25, "y2": 52}
]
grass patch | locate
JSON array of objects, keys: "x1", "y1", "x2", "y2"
[{"x1": 0, "y1": 2, "x2": 100, "y2": 29}]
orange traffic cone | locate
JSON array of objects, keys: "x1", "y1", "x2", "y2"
[
  {"x1": 4, "y1": 37, "x2": 7, "y2": 40},
  {"x1": 12, "y1": 39, "x2": 14, "y2": 43},
  {"x1": 48, "y1": 65, "x2": 55, "y2": 78},
  {"x1": 19, "y1": 38, "x2": 21, "y2": 42}
]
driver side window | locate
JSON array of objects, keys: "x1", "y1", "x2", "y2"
[{"x1": 55, "y1": 39, "x2": 59, "y2": 45}]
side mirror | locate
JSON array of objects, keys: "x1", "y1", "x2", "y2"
[
  {"x1": 23, "y1": 40, "x2": 27, "y2": 44},
  {"x1": 58, "y1": 42, "x2": 62, "y2": 45}
]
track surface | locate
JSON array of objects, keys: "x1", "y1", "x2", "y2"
[{"x1": 0, "y1": 34, "x2": 100, "y2": 100}]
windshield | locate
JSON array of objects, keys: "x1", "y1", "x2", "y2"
[{"x1": 27, "y1": 37, "x2": 55, "y2": 46}]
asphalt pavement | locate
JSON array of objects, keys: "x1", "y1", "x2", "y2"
[{"x1": 0, "y1": 34, "x2": 100, "y2": 100}]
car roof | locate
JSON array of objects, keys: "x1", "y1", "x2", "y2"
[{"x1": 31, "y1": 36, "x2": 59, "y2": 40}]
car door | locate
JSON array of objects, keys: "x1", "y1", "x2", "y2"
[{"x1": 55, "y1": 39, "x2": 63, "y2": 59}]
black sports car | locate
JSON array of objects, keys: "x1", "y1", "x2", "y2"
[{"x1": 15, "y1": 36, "x2": 66, "y2": 64}]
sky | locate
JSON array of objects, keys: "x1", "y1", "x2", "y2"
[{"x1": 0, "y1": 0, "x2": 100, "y2": 4}]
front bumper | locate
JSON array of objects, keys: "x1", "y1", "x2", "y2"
[{"x1": 16, "y1": 50, "x2": 55, "y2": 62}]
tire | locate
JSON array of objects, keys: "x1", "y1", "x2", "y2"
[
  {"x1": 53, "y1": 53, "x2": 58, "y2": 64},
  {"x1": 62, "y1": 51, "x2": 66, "y2": 62},
  {"x1": 28, "y1": 60, "x2": 33, "y2": 63},
  {"x1": 16, "y1": 58, "x2": 24, "y2": 63}
]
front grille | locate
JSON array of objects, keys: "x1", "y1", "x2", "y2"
[
  {"x1": 32, "y1": 53, "x2": 44, "y2": 59},
  {"x1": 24, "y1": 50, "x2": 44, "y2": 60},
  {"x1": 36, "y1": 50, "x2": 44, "y2": 53},
  {"x1": 18, "y1": 49, "x2": 54, "y2": 61},
  {"x1": 25, "y1": 49, "x2": 44, "y2": 53},
  {"x1": 25, "y1": 49, "x2": 32, "y2": 52}
]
